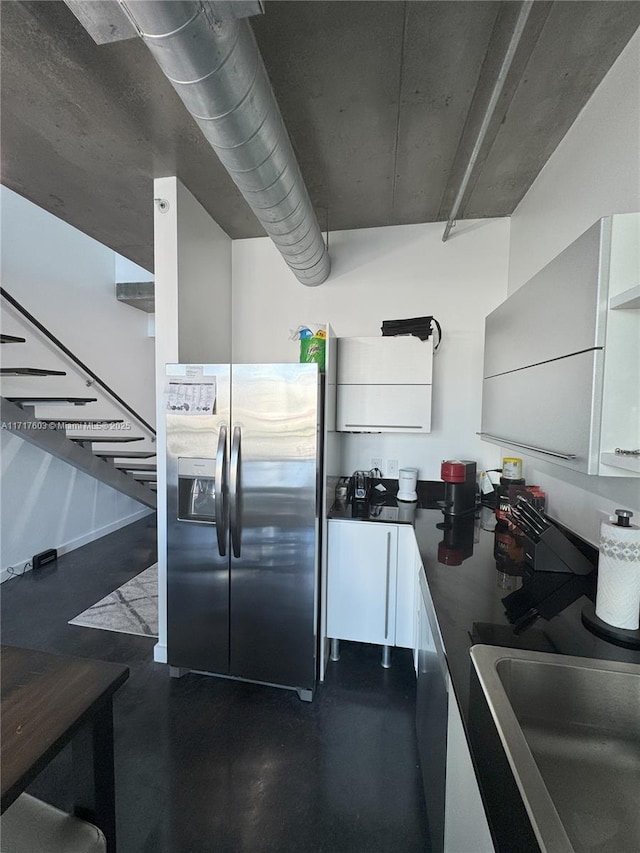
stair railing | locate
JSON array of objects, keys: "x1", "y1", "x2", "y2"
[{"x1": 1, "y1": 286, "x2": 156, "y2": 438}]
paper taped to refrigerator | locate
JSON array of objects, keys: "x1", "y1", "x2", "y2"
[{"x1": 165, "y1": 377, "x2": 216, "y2": 415}]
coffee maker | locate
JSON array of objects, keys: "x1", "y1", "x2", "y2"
[
  {"x1": 440, "y1": 460, "x2": 477, "y2": 516},
  {"x1": 348, "y1": 470, "x2": 371, "y2": 505}
]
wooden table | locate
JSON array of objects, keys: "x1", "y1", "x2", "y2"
[{"x1": 1, "y1": 645, "x2": 129, "y2": 851}]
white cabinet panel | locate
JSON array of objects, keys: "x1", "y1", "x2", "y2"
[
  {"x1": 337, "y1": 384, "x2": 432, "y2": 432},
  {"x1": 326, "y1": 521, "x2": 418, "y2": 649},
  {"x1": 416, "y1": 559, "x2": 494, "y2": 852},
  {"x1": 327, "y1": 521, "x2": 398, "y2": 645},
  {"x1": 395, "y1": 527, "x2": 419, "y2": 649},
  {"x1": 481, "y1": 349, "x2": 602, "y2": 474},
  {"x1": 337, "y1": 336, "x2": 432, "y2": 384},
  {"x1": 484, "y1": 219, "x2": 606, "y2": 378},
  {"x1": 444, "y1": 692, "x2": 495, "y2": 853}
]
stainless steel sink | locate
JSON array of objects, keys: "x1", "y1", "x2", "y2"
[{"x1": 471, "y1": 645, "x2": 640, "y2": 853}]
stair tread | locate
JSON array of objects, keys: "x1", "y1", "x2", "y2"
[
  {"x1": 132, "y1": 473, "x2": 157, "y2": 481},
  {"x1": 70, "y1": 436, "x2": 144, "y2": 444},
  {"x1": 95, "y1": 450, "x2": 156, "y2": 458},
  {"x1": 6, "y1": 396, "x2": 97, "y2": 405},
  {"x1": 0, "y1": 334, "x2": 26, "y2": 344},
  {"x1": 0, "y1": 367, "x2": 66, "y2": 376},
  {"x1": 1, "y1": 398, "x2": 156, "y2": 509},
  {"x1": 115, "y1": 462, "x2": 157, "y2": 471}
]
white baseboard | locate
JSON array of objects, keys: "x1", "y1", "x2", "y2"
[
  {"x1": 153, "y1": 642, "x2": 168, "y2": 664},
  {"x1": 0, "y1": 507, "x2": 154, "y2": 583}
]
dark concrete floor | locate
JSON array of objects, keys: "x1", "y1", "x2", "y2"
[{"x1": 1, "y1": 515, "x2": 429, "y2": 853}]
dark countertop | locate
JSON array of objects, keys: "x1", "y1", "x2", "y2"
[
  {"x1": 328, "y1": 478, "x2": 446, "y2": 523},
  {"x1": 411, "y1": 506, "x2": 640, "y2": 853}
]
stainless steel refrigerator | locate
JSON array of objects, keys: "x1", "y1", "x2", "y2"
[{"x1": 165, "y1": 363, "x2": 322, "y2": 701}]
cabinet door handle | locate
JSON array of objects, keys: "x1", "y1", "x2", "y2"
[
  {"x1": 384, "y1": 532, "x2": 391, "y2": 639},
  {"x1": 476, "y1": 432, "x2": 577, "y2": 460},
  {"x1": 344, "y1": 423, "x2": 423, "y2": 430}
]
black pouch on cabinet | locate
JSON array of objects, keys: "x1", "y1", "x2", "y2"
[{"x1": 381, "y1": 315, "x2": 442, "y2": 350}]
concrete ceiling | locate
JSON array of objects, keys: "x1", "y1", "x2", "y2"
[{"x1": 2, "y1": 1, "x2": 639, "y2": 272}]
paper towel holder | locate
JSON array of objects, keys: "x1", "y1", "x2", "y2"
[
  {"x1": 613, "y1": 508, "x2": 633, "y2": 527},
  {"x1": 581, "y1": 509, "x2": 640, "y2": 650},
  {"x1": 581, "y1": 603, "x2": 640, "y2": 650}
]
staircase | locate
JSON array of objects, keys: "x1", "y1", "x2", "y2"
[{"x1": 1, "y1": 291, "x2": 157, "y2": 509}]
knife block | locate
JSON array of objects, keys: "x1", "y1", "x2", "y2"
[{"x1": 521, "y1": 525, "x2": 594, "y2": 575}]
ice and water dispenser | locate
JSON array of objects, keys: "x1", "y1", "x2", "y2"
[{"x1": 177, "y1": 457, "x2": 216, "y2": 523}]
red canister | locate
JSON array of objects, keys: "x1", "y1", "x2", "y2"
[{"x1": 441, "y1": 460, "x2": 469, "y2": 483}]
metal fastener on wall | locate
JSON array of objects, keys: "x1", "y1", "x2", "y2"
[{"x1": 442, "y1": 0, "x2": 534, "y2": 242}]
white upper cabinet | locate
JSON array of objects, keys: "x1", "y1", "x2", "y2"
[
  {"x1": 481, "y1": 213, "x2": 639, "y2": 476},
  {"x1": 337, "y1": 336, "x2": 433, "y2": 384},
  {"x1": 336, "y1": 336, "x2": 433, "y2": 433},
  {"x1": 481, "y1": 349, "x2": 602, "y2": 468},
  {"x1": 483, "y1": 219, "x2": 606, "y2": 378}
]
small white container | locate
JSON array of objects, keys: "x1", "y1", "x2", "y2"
[{"x1": 397, "y1": 468, "x2": 418, "y2": 502}]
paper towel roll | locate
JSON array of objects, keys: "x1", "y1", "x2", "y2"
[{"x1": 595, "y1": 518, "x2": 640, "y2": 630}]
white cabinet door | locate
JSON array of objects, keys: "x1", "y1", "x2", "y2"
[
  {"x1": 444, "y1": 692, "x2": 495, "y2": 853},
  {"x1": 336, "y1": 384, "x2": 432, "y2": 433},
  {"x1": 483, "y1": 218, "x2": 605, "y2": 377},
  {"x1": 337, "y1": 337, "x2": 433, "y2": 384},
  {"x1": 327, "y1": 521, "x2": 398, "y2": 645},
  {"x1": 395, "y1": 527, "x2": 419, "y2": 649},
  {"x1": 481, "y1": 349, "x2": 602, "y2": 474},
  {"x1": 412, "y1": 547, "x2": 424, "y2": 674}
]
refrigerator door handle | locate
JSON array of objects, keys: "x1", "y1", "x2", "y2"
[
  {"x1": 230, "y1": 425, "x2": 242, "y2": 558},
  {"x1": 215, "y1": 425, "x2": 228, "y2": 557}
]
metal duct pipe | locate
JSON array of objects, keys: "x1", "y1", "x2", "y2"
[{"x1": 120, "y1": 1, "x2": 330, "y2": 285}]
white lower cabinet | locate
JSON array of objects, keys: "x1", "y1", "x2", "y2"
[
  {"x1": 327, "y1": 521, "x2": 417, "y2": 647},
  {"x1": 417, "y1": 562, "x2": 494, "y2": 853},
  {"x1": 395, "y1": 526, "x2": 420, "y2": 649},
  {"x1": 327, "y1": 519, "x2": 494, "y2": 850},
  {"x1": 327, "y1": 520, "x2": 398, "y2": 645},
  {"x1": 444, "y1": 691, "x2": 495, "y2": 853}
]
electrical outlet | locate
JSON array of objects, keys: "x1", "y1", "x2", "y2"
[
  {"x1": 371, "y1": 457, "x2": 383, "y2": 472},
  {"x1": 386, "y1": 458, "x2": 399, "y2": 478}
]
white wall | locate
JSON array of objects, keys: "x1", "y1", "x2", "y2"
[
  {"x1": 232, "y1": 218, "x2": 510, "y2": 480},
  {"x1": 506, "y1": 29, "x2": 640, "y2": 544},
  {"x1": 0, "y1": 433, "x2": 149, "y2": 582},
  {"x1": 115, "y1": 254, "x2": 153, "y2": 284},
  {"x1": 176, "y1": 181, "x2": 232, "y2": 365},
  {"x1": 509, "y1": 29, "x2": 640, "y2": 291},
  {"x1": 0, "y1": 186, "x2": 155, "y2": 578},
  {"x1": 153, "y1": 177, "x2": 233, "y2": 662}
]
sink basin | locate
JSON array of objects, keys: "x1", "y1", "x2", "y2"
[{"x1": 471, "y1": 645, "x2": 640, "y2": 853}]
